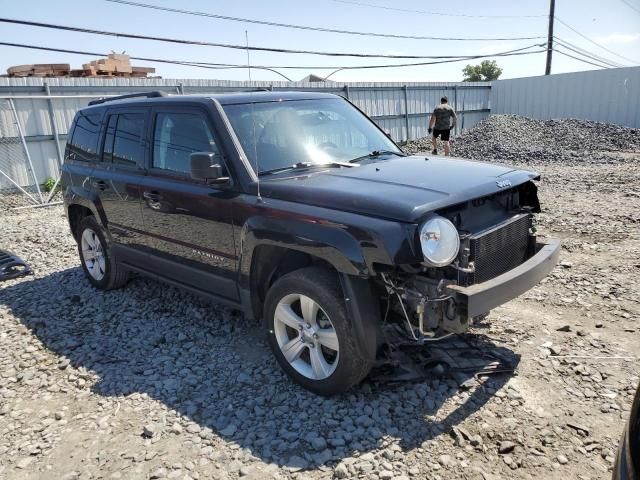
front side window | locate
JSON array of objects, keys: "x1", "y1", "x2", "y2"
[
  {"x1": 68, "y1": 113, "x2": 101, "y2": 162},
  {"x1": 112, "y1": 113, "x2": 145, "y2": 167},
  {"x1": 222, "y1": 98, "x2": 401, "y2": 174},
  {"x1": 152, "y1": 112, "x2": 219, "y2": 174}
]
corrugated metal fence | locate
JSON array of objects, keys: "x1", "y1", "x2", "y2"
[
  {"x1": 491, "y1": 66, "x2": 640, "y2": 128},
  {"x1": 0, "y1": 77, "x2": 490, "y2": 198}
]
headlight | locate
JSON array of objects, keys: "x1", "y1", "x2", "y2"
[{"x1": 419, "y1": 216, "x2": 460, "y2": 267}]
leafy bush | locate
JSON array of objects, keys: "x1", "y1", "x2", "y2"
[{"x1": 42, "y1": 177, "x2": 59, "y2": 193}]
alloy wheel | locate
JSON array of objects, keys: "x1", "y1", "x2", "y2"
[
  {"x1": 80, "y1": 228, "x2": 106, "y2": 281},
  {"x1": 273, "y1": 293, "x2": 339, "y2": 380}
]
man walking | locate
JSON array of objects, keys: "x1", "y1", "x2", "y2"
[{"x1": 428, "y1": 96, "x2": 457, "y2": 156}]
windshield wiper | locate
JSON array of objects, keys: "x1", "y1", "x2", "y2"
[
  {"x1": 348, "y1": 150, "x2": 406, "y2": 163},
  {"x1": 259, "y1": 161, "x2": 357, "y2": 176}
]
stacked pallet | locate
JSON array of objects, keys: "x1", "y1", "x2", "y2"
[
  {"x1": 6, "y1": 54, "x2": 157, "y2": 78},
  {"x1": 7, "y1": 64, "x2": 71, "y2": 77},
  {"x1": 81, "y1": 53, "x2": 155, "y2": 77}
]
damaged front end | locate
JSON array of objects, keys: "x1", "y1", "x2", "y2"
[{"x1": 378, "y1": 180, "x2": 559, "y2": 344}]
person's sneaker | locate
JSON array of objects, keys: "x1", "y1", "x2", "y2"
[{"x1": 431, "y1": 148, "x2": 438, "y2": 155}]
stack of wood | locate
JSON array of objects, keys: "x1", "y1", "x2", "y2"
[
  {"x1": 7, "y1": 64, "x2": 71, "y2": 77},
  {"x1": 80, "y1": 53, "x2": 155, "y2": 77},
  {"x1": 5, "y1": 54, "x2": 157, "y2": 78}
]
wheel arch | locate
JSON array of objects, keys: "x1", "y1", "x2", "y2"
[
  {"x1": 239, "y1": 219, "x2": 382, "y2": 360},
  {"x1": 237, "y1": 215, "x2": 370, "y2": 320},
  {"x1": 247, "y1": 245, "x2": 334, "y2": 321},
  {"x1": 67, "y1": 203, "x2": 96, "y2": 241},
  {"x1": 65, "y1": 185, "x2": 106, "y2": 240}
]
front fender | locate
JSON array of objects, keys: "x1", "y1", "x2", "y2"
[
  {"x1": 238, "y1": 215, "x2": 368, "y2": 285},
  {"x1": 233, "y1": 196, "x2": 420, "y2": 319}
]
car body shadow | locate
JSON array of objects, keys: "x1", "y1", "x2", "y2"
[{"x1": 1, "y1": 267, "x2": 519, "y2": 469}]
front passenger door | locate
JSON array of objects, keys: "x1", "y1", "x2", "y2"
[{"x1": 139, "y1": 107, "x2": 238, "y2": 301}]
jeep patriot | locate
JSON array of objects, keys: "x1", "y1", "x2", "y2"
[{"x1": 62, "y1": 91, "x2": 560, "y2": 395}]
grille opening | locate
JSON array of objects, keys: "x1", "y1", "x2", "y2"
[{"x1": 467, "y1": 214, "x2": 532, "y2": 285}]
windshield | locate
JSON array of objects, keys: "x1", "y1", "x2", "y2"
[{"x1": 222, "y1": 98, "x2": 402, "y2": 175}]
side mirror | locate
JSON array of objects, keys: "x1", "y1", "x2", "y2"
[{"x1": 190, "y1": 152, "x2": 229, "y2": 185}]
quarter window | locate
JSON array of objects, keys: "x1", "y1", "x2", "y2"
[
  {"x1": 152, "y1": 112, "x2": 219, "y2": 174},
  {"x1": 68, "y1": 113, "x2": 101, "y2": 162}
]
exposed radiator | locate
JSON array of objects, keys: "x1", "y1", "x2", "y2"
[{"x1": 468, "y1": 213, "x2": 532, "y2": 284}]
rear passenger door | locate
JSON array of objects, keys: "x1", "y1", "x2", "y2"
[
  {"x1": 90, "y1": 108, "x2": 149, "y2": 252},
  {"x1": 138, "y1": 106, "x2": 238, "y2": 301}
]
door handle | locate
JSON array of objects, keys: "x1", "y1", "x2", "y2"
[
  {"x1": 143, "y1": 191, "x2": 162, "y2": 202},
  {"x1": 92, "y1": 180, "x2": 108, "y2": 191}
]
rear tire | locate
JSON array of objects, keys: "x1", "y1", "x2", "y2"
[
  {"x1": 76, "y1": 215, "x2": 129, "y2": 290},
  {"x1": 264, "y1": 266, "x2": 373, "y2": 396}
]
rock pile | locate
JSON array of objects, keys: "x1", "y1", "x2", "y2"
[{"x1": 404, "y1": 115, "x2": 640, "y2": 164}]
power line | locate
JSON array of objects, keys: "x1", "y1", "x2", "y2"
[
  {"x1": 331, "y1": 0, "x2": 546, "y2": 18},
  {"x1": 554, "y1": 37, "x2": 624, "y2": 67},
  {"x1": 323, "y1": 46, "x2": 545, "y2": 71},
  {"x1": 105, "y1": 0, "x2": 545, "y2": 41},
  {"x1": 322, "y1": 49, "x2": 546, "y2": 79},
  {"x1": 320, "y1": 46, "x2": 546, "y2": 79},
  {"x1": 553, "y1": 47, "x2": 612, "y2": 69},
  {"x1": 619, "y1": 0, "x2": 640, "y2": 14},
  {"x1": 0, "y1": 17, "x2": 545, "y2": 59},
  {"x1": 554, "y1": 37, "x2": 623, "y2": 68},
  {"x1": 555, "y1": 17, "x2": 639, "y2": 64},
  {"x1": 0, "y1": 41, "x2": 545, "y2": 80},
  {"x1": 553, "y1": 46, "x2": 612, "y2": 69}
]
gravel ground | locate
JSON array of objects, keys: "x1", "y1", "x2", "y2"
[{"x1": 1, "y1": 115, "x2": 639, "y2": 480}]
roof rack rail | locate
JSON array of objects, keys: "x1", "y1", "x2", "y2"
[{"x1": 88, "y1": 91, "x2": 168, "y2": 106}]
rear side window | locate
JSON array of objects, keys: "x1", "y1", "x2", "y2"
[
  {"x1": 68, "y1": 113, "x2": 101, "y2": 162},
  {"x1": 112, "y1": 113, "x2": 145, "y2": 167},
  {"x1": 152, "y1": 112, "x2": 219, "y2": 174}
]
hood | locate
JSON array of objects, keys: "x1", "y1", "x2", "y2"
[{"x1": 258, "y1": 155, "x2": 539, "y2": 223}]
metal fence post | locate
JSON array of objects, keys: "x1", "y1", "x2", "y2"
[
  {"x1": 44, "y1": 82, "x2": 64, "y2": 170},
  {"x1": 43, "y1": 82, "x2": 66, "y2": 202},
  {"x1": 403, "y1": 85, "x2": 410, "y2": 142},
  {"x1": 453, "y1": 85, "x2": 458, "y2": 136},
  {"x1": 9, "y1": 98, "x2": 43, "y2": 203},
  {"x1": 343, "y1": 84, "x2": 350, "y2": 100},
  {"x1": 177, "y1": 83, "x2": 185, "y2": 95}
]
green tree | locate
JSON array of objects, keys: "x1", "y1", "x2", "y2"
[{"x1": 462, "y1": 60, "x2": 503, "y2": 81}]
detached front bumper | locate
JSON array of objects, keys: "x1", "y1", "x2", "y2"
[{"x1": 446, "y1": 238, "x2": 561, "y2": 319}]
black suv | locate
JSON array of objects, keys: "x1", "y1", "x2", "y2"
[{"x1": 62, "y1": 91, "x2": 560, "y2": 395}]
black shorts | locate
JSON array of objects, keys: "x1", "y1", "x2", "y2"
[{"x1": 433, "y1": 128, "x2": 451, "y2": 141}]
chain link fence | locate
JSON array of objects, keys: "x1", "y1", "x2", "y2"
[
  {"x1": 0, "y1": 93, "x2": 106, "y2": 209},
  {"x1": 0, "y1": 98, "x2": 45, "y2": 207}
]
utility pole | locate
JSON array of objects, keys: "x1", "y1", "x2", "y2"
[{"x1": 545, "y1": 0, "x2": 555, "y2": 75}]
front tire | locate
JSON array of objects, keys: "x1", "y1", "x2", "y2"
[
  {"x1": 76, "y1": 215, "x2": 129, "y2": 290},
  {"x1": 265, "y1": 267, "x2": 373, "y2": 395}
]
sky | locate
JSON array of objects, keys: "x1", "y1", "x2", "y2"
[{"x1": 0, "y1": 0, "x2": 638, "y2": 82}]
